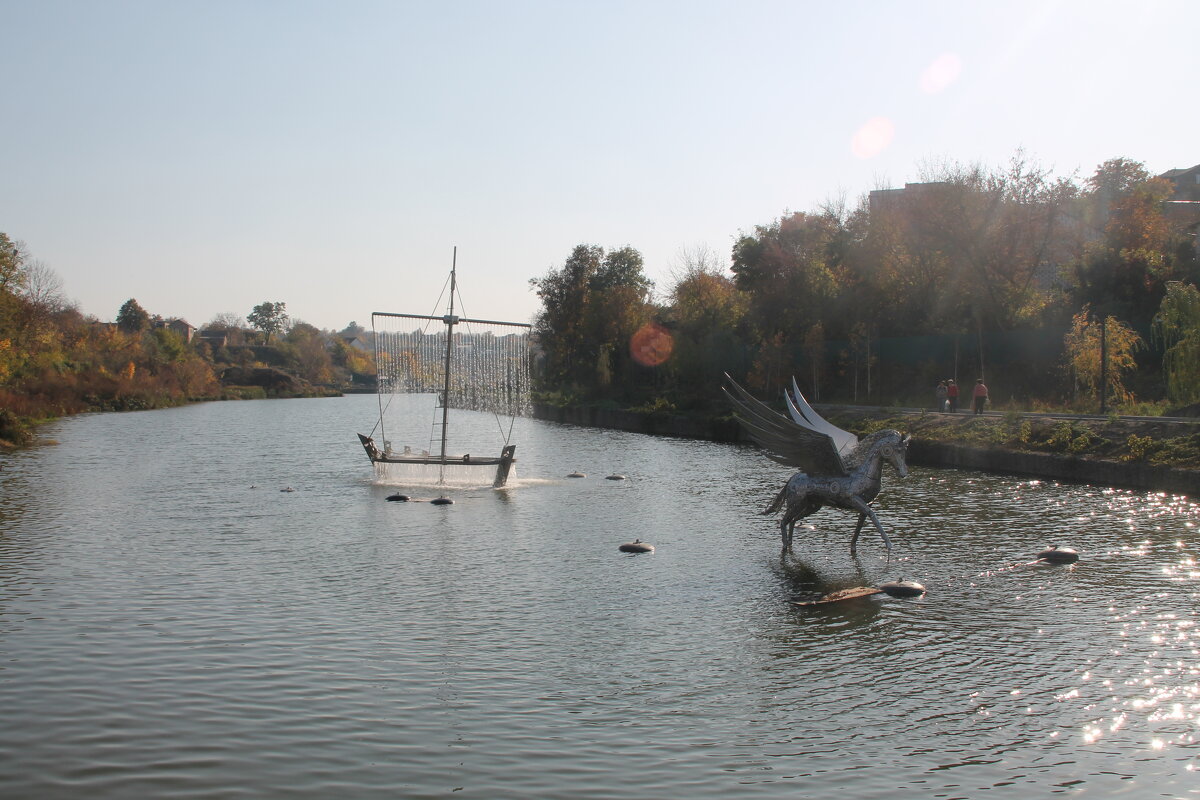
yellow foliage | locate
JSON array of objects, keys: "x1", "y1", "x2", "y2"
[
  {"x1": 123, "y1": 361, "x2": 136, "y2": 381},
  {"x1": 1063, "y1": 306, "x2": 1142, "y2": 405}
]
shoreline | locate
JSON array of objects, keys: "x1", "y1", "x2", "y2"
[{"x1": 531, "y1": 403, "x2": 1200, "y2": 497}]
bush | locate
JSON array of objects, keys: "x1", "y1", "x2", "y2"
[
  {"x1": 0, "y1": 407, "x2": 31, "y2": 446},
  {"x1": 1124, "y1": 434, "x2": 1158, "y2": 462}
]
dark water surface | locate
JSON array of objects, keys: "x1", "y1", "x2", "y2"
[{"x1": 1, "y1": 395, "x2": 1197, "y2": 798}]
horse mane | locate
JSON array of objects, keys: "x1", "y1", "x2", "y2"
[{"x1": 844, "y1": 428, "x2": 903, "y2": 470}]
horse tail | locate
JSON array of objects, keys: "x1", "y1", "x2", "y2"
[{"x1": 763, "y1": 485, "x2": 788, "y2": 515}]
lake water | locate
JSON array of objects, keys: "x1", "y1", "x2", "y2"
[{"x1": 1, "y1": 394, "x2": 1197, "y2": 799}]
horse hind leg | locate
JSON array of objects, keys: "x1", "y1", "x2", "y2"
[
  {"x1": 780, "y1": 506, "x2": 803, "y2": 555},
  {"x1": 780, "y1": 518, "x2": 795, "y2": 556},
  {"x1": 779, "y1": 499, "x2": 820, "y2": 557}
]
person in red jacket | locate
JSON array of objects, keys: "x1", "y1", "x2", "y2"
[
  {"x1": 946, "y1": 379, "x2": 959, "y2": 412},
  {"x1": 973, "y1": 378, "x2": 989, "y2": 414}
]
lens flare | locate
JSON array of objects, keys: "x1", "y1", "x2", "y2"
[
  {"x1": 850, "y1": 116, "x2": 895, "y2": 159},
  {"x1": 920, "y1": 52, "x2": 962, "y2": 94},
  {"x1": 630, "y1": 322, "x2": 673, "y2": 367}
]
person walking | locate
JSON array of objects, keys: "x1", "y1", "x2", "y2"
[
  {"x1": 935, "y1": 380, "x2": 948, "y2": 412},
  {"x1": 972, "y1": 378, "x2": 989, "y2": 415},
  {"x1": 947, "y1": 379, "x2": 959, "y2": 413}
]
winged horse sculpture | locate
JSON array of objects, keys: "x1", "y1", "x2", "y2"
[{"x1": 724, "y1": 375, "x2": 910, "y2": 557}]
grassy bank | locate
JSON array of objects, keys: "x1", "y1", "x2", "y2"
[
  {"x1": 535, "y1": 393, "x2": 1200, "y2": 470},
  {"x1": 823, "y1": 408, "x2": 1200, "y2": 471}
]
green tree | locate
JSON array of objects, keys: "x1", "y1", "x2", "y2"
[
  {"x1": 116, "y1": 298, "x2": 151, "y2": 333},
  {"x1": 150, "y1": 327, "x2": 187, "y2": 362},
  {"x1": 731, "y1": 211, "x2": 841, "y2": 343},
  {"x1": 1152, "y1": 281, "x2": 1200, "y2": 404},
  {"x1": 529, "y1": 245, "x2": 603, "y2": 386},
  {"x1": 582, "y1": 246, "x2": 654, "y2": 391},
  {"x1": 530, "y1": 244, "x2": 656, "y2": 395},
  {"x1": 248, "y1": 301, "x2": 289, "y2": 344}
]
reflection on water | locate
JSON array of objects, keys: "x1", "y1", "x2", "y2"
[{"x1": 0, "y1": 395, "x2": 1197, "y2": 799}]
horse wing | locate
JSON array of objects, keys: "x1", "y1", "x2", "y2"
[
  {"x1": 786, "y1": 377, "x2": 858, "y2": 458},
  {"x1": 723, "y1": 376, "x2": 849, "y2": 477}
]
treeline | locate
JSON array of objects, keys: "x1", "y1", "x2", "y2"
[
  {"x1": 0, "y1": 243, "x2": 375, "y2": 446},
  {"x1": 530, "y1": 155, "x2": 1200, "y2": 413}
]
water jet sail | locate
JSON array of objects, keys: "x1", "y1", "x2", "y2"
[{"x1": 357, "y1": 252, "x2": 532, "y2": 487}]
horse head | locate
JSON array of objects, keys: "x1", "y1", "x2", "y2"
[{"x1": 871, "y1": 429, "x2": 910, "y2": 479}]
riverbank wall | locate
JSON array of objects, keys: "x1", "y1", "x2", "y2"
[{"x1": 531, "y1": 403, "x2": 1200, "y2": 497}]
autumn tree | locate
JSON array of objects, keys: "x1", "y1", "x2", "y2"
[
  {"x1": 0, "y1": 233, "x2": 28, "y2": 295},
  {"x1": 664, "y1": 246, "x2": 748, "y2": 399},
  {"x1": 332, "y1": 333, "x2": 376, "y2": 382},
  {"x1": 1070, "y1": 158, "x2": 1185, "y2": 325},
  {"x1": 1063, "y1": 305, "x2": 1142, "y2": 408},
  {"x1": 892, "y1": 155, "x2": 1072, "y2": 333},
  {"x1": 284, "y1": 321, "x2": 334, "y2": 384}
]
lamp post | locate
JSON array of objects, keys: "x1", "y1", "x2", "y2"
[{"x1": 1099, "y1": 312, "x2": 1108, "y2": 415}]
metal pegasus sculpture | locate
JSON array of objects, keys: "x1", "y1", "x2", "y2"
[{"x1": 724, "y1": 375, "x2": 910, "y2": 557}]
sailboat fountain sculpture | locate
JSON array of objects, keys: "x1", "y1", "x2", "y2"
[{"x1": 357, "y1": 251, "x2": 532, "y2": 488}]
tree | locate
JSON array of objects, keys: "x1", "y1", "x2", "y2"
[
  {"x1": 1152, "y1": 281, "x2": 1200, "y2": 404},
  {"x1": 285, "y1": 321, "x2": 334, "y2": 384},
  {"x1": 248, "y1": 301, "x2": 289, "y2": 344},
  {"x1": 116, "y1": 298, "x2": 151, "y2": 333},
  {"x1": 529, "y1": 244, "x2": 656, "y2": 395},
  {"x1": 665, "y1": 254, "x2": 748, "y2": 398},
  {"x1": 868, "y1": 154, "x2": 1075, "y2": 333},
  {"x1": 1071, "y1": 158, "x2": 1181, "y2": 325},
  {"x1": 207, "y1": 312, "x2": 245, "y2": 330},
  {"x1": 22, "y1": 258, "x2": 67, "y2": 313},
  {"x1": 0, "y1": 233, "x2": 28, "y2": 295},
  {"x1": 581, "y1": 246, "x2": 654, "y2": 390},
  {"x1": 150, "y1": 327, "x2": 187, "y2": 362},
  {"x1": 529, "y1": 245, "x2": 603, "y2": 385},
  {"x1": 1063, "y1": 305, "x2": 1142, "y2": 408}
]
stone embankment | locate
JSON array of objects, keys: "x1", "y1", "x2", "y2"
[{"x1": 531, "y1": 403, "x2": 1200, "y2": 497}]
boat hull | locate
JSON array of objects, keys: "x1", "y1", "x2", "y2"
[{"x1": 358, "y1": 434, "x2": 517, "y2": 487}]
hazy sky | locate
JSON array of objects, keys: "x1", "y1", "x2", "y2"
[{"x1": 3, "y1": 0, "x2": 1197, "y2": 331}]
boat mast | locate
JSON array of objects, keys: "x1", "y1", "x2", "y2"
[{"x1": 440, "y1": 247, "x2": 458, "y2": 462}]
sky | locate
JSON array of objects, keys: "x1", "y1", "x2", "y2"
[{"x1": 2, "y1": 0, "x2": 1198, "y2": 332}]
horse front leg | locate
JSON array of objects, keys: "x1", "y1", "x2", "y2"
[
  {"x1": 849, "y1": 512, "x2": 867, "y2": 556},
  {"x1": 849, "y1": 496, "x2": 893, "y2": 557}
]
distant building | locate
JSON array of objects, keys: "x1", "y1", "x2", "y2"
[
  {"x1": 867, "y1": 182, "x2": 952, "y2": 215},
  {"x1": 342, "y1": 334, "x2": 372, "y2": 352},
  {"x1": 1159, "y1": 164, "x2": 1200, "y2": 201},
  {"x1": 197, "y1": 329, "x2": 229, "y2": 348},
  {"x1": 168, "y1": 319, "x2": 195, "y2": 343},
  {"x1": 1159, "y1": 165, "x2": 1200, "y2": 253}
]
